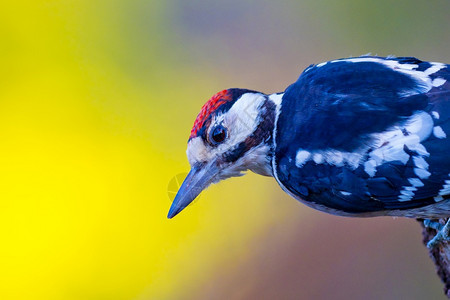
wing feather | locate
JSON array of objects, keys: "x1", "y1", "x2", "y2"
[{"x1": 274, "y1": 56, "x2": 450, "y2": 214}]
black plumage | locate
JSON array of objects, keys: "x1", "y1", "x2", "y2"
[{"x1": 274, "y1": 56, "x2": 450, "y2": 216}]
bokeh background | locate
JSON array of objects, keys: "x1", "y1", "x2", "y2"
[{"x1": 1, "y1": 1, "x2": 450, "y2": 299}]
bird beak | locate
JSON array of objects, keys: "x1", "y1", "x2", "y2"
[{"x1": 167, "y1": 161, "x2": 218, "y2": 219}]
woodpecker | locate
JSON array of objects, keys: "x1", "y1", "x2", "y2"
[{"x1": 168, "y1": 56, "x2": 450, "y2": 247}]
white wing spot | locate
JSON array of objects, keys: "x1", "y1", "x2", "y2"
[
  {"x1": 295, "y1": 150, "x2": 311, "y2": 167},
  {"x1": 399, "y1": 187, "x2": 417, "y2": 202},
  {"x1": 340, "y1": 191, "x2": 352, "y2": 196},
  {"x1": 413, "y1": 156, "x2": 429, "y2": 170},
  {"x1": 408, "y1": 143, "x2": 429, "y2": 156},
  {"x1": 364, "y1": 111, "x2": 432, "y2": 177},
  {"x1": 433, "y1": 126, "x2": 447, "y2": 139},
  {"x1": 307, "y1": 150, "x2": 364, "y2": 169},
  {"x1": 435, "y1": 195, "x2": 444, "y2": 202},
  {"x1": 408, "y1": 178, "x2": 424, "y2": 187},
  {"x1": 438, "y1": 177, "x2": 450, "y2": 197},
  {"x1": 424, "y1": 63, "x2": 446, "y2": 76},
  {"x1": 432, "y1": 78, "x2": 446, "y2": 88},
  {"x1": 313, "y1": 153, "x2": 324, "y2": 164},
  {"x1": 406, "y1": 111, "x2": 434, "y2": 140},
  {"x1": 327, "y1": 151, "x2": 344, "y2": 167},
  {"x1": 431, "y1": 111, "x2": 440, "y2": 120},
  {"x1": 398, "y1": 178, "x2": 424, "y2": 202},
  {"x1": 364, "y1": 159, "x2": 377, "y2": 177},
  {"x1": 414, "y1": 168, "x2": 431, "y2": 179}
]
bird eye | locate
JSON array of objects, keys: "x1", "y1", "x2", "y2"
[{"x1": 209, "y1": 125, "x2": 227, "y2": 145}]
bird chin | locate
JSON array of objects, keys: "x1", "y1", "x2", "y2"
[{"x1": 214, "y1": 167, "x2": 246, "y2": 182}]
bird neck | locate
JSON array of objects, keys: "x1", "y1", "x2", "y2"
[{"x1": 244, "y1": 93, "x2": 282, "y2": 177}]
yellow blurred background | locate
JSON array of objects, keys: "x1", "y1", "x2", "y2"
[{"x1": 0, "y1": 1, "x2": 449, "y2": 299}]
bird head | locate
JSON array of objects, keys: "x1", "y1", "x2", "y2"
[{"x1": 167, "y1": 88, "x2": 279, "y2": 218}]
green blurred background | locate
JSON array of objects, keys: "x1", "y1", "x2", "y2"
[{"x1": 1, "y1": 1, "x2": 449, "y2": 299}]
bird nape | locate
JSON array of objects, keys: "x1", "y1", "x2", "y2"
[{"x1": 167, "y1": 56, "x2": 450, "y2": 248}]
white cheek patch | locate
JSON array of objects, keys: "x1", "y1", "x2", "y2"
[
  {"x1": 186, "y1": 137, "x2": 210, "y2": 165},
  {"x1": 187, "y1": 93, "x2": 269, "y2": 172},
  {"x1": 220, "y1": 93, "x2": 266, "y2": 150}
]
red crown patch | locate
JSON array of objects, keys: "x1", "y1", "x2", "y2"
[{"x1": 189, "y1": 90, "x2": 232, "y2": 139}]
